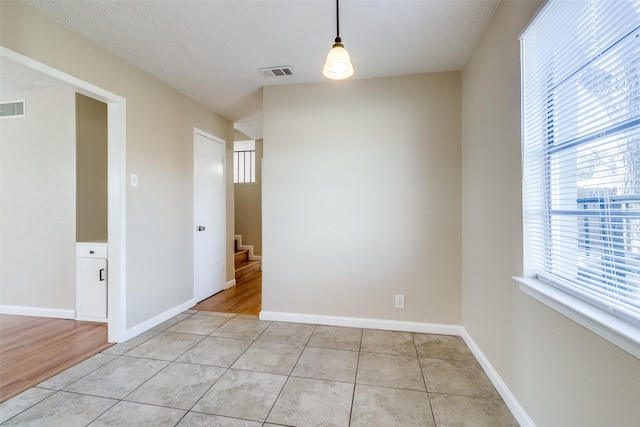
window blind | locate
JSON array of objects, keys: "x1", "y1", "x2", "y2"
[{"x1": 521, "y1": 0, "x2": 640, "y2": 326}]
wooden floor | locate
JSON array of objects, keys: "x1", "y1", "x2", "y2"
[
  {"x1": 0, "y1": 315, "x2": 111, "y2": 403},
  {"x1": 192, "y1": 272, "x2": 262, "y2": 315},
  {"x1": 0, "y1": 274, "x2": 261, "y2": 403}
]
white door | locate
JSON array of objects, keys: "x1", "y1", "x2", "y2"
[{"x1": 193, "y1": 129, "x2": 226, "y2": 302}]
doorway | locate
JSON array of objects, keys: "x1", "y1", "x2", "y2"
[
  {"x1": 193, "y1": 129, "x2": 226, "y2": 302},
  {"x1": 0, "y1": 47, "x2": 126, "y2": 343}
]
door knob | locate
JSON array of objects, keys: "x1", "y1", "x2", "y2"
[{"x1": 197, "y1": 226, "x2": 206, "y2": 231}]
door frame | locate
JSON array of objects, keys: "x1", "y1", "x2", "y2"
[
  {"x1": 193, "y1": 128, "x2": 227, "y2": 301},
  {"x1": 0, "y1": 47, "x2": 127, "y2": 343}
]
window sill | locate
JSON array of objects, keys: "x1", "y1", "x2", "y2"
[{"x1": 514, "y1": 276, "x2": 640, "y2": 359}]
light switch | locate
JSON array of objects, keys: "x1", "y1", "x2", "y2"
[{"x1": 130, "y1": 174, "x2": 138, "y2": 187}]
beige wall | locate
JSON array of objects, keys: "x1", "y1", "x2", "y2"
[
  {"x1": 234, "y1": 138, "x2": 262, "y2": 255},
  {"x1": 0, "y1": 88, "x2": 76, "y2": 310},
  {"x1": 263, "y1": 73, "x2": 461, "y2": 323},
  {"x1": 461, "y1": 1, "x2": 640, "y2": 425},
  {"x1": 76, "y1": 93, "x2": 108, "y2": 242},
  {"x1": 1, "y1": 1, "x2": 235, "y2": 328}
]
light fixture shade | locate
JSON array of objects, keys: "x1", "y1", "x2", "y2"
[{"x1": 322, "y1": 43, "x2": 354, "y2": 80}]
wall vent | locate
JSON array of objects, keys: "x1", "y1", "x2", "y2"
[
  {"x1": 0, "y1": 101, "x2": 25, "y2": 118},
  {"x1": 258, "y1": 66, "x2": 294, "y2": 78}
]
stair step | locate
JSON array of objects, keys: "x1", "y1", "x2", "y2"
[
  {"x1": 235, "y1": 259, "x2": 260, "y2": 274},
  {"x1": 234, "y1": 249, "x2": 249, "y2": 266},
  {"x1": 235, "y1": 259, "x2": 261, "y2": 285}
]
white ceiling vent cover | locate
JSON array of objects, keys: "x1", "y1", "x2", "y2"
[
  {"x1": 259, "y1": 66, "x2": 294, "y2": 78},
  {"x1": 0, "y1": 101, "x2": 25, "y2": 118}
]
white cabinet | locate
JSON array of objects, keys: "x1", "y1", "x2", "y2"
[{"x1": 76, "y1": 243, "x2": 108, "y2": 322}]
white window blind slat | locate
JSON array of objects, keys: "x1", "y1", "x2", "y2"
[{"x1": 521, "y1": 0, "x2": 640, "y2": 327}]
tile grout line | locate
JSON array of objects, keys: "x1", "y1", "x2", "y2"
[
  {"x1": 413, "y1": 332, "x2": 438, "y2": 426},
  {"x1": 24, "y1": 350, "x2": 129, "y2": 426},
  {"x1": 261, "y1": 322, "x2": 318, "y2": 425},
  {"x1": 85, "y1": 311, "x2": 227, "y2": 426},
  {"x1": 347, "y1": 327, "x2": 365, "y2": 426},
  {"x1": 114, "y1": 315, "x2": 216, "y2": 405},
  {"x1": 103, "y1": 312, "x2": 232, "y2": 425},
  {"x1": 182, "y1": 313, "x2": 267, "y2": 419},
  {"x1": 174, "y1": 317, "x2": 300, "y2": 424}
]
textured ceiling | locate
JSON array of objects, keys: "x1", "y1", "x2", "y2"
[
  {"x1": 17, "y1": 0, "x2": 500, "y2": 138},
  {"x1": 1, "y1": 58, "x2": 68, "y2": 93}
]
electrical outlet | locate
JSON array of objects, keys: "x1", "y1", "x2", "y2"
[{"x1": 395, "y1": 294, "x2": 405, "y2": 309}]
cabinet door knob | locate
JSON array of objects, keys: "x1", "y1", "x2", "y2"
[
  {"x1": 99, "y1": 269, "x2": 106, "y2": 281},
  {"x1": 197, "y1": 226, "x2": 206, "y2": 231},
  {"x1": 89, "y1": 250, "x2": 95, "y2": 254}
]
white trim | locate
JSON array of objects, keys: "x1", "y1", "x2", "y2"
[
  {"x1": 225, "y1": 279, "x2": 237, "y2": 289},
  {"x1": 122, "y1": 299, "x2": 196, "y2": 342},
  {"x1": 515, "y1": 276, "x2": 640, "y2": 359},
  {"x1": 76, "y1": 315, "x2": 108, "y2": 323},
  {"x1": 0, "y1": 305, "x2": 75, "y2": 320},
  {"x1": 234, "y1": 234, "x2": 261, "y2": 261},
  {"x1": 0, "y1": 47, "x2": 127, "y2": 343},
  {"x1": 107, "y1": 101, "x2": 126, "y2": 343},
  {"x1": 461, "y1": 328, "x2": 536, "y2": 427},
  {"x1": 259, "y1": 311, "x2": 462, "y2": 335}
]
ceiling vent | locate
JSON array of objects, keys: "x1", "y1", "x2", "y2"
[
  {"x1": 259, "y1": 66, "x2": 294, "y2": 78},
  {"x1": 0, "y1": 100, "x2": 25, "y2": 118}
]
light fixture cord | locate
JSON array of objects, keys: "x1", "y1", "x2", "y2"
[{"x1": 335, "y1": 0, "x2": 341, "y2": 43}]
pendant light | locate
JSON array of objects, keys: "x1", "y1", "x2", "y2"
[{"x1": 323, "y1": 0, "x2": 354, "y2": 80}]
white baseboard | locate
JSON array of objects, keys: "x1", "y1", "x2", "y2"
[
  {"x1": 461, "y1": 328, "x2": 535, "y2": 427},
  {"x1": 76, "y1": 315, "x2": 108, "y2": 323},
  {"x1": 225, "y1": 279, "x2": 237, "y2": 289},
  {"x1": 122, "y1": 298, "x2": 196, "y2": 342},
  {"x1": 234, "y1": 234, "x2": 261, "y2": 261},
  {"x1": 259, "y1": 311, "x2": 462, "y2": 335},
  {"x1": 0, "y1": 305, "x2": 75, "y2": 319}
]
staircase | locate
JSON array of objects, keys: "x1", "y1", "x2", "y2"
[{"x1": 234, "y1": 238, "x2": 261, "y2": 285}]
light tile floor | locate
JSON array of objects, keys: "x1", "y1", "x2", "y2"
[{"x1": 0, "y1": 311, "x2": 518, "y2": 426}]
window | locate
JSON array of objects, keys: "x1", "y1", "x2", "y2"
[
  {"x1": 520, "y1": 0, "x2": 640, "y2": 346},
  {"x1": 233, "y1": 140, "x2": 256, "y2": 184}
]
